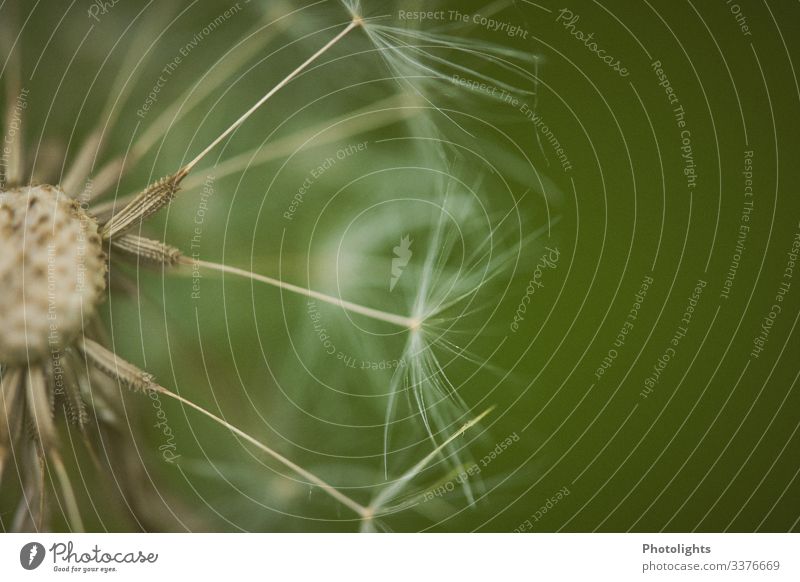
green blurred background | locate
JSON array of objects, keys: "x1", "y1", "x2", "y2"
[{"x1": 2, "y1": 0, "x2": 799, "y2": 532}]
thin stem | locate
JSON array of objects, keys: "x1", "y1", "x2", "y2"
[
  {"x1": 86, "y1": 9, "x2": 283, "y2": 202},
  {"x1": 183, "y1": 257, "x2": 419, "y2": 330},
  {"x1": 100, "y1": 18, "x2": 363, "y2": 238},
  {"x1": 134, "y1": 12, "x2": 280, "y2": 163},
  {"x1": 180, "y1": 94, "x2": 415, "y2": 191},
  {"x1": 89, "y1": 95, "x2": 416, "y2": 221},
  {"x1": 367, "y1": 406, "x2": 493, "y2": 515},
  {"x1": 83, "y1": 331, "x2": 370, "y2": 519},
  {"x1": 181, "y1": 18, "x2": 362, "y2": 175},
  {"x1": 62, "y1": 3, "x2": 181, "y2": 196},
  {"x1": 154, "y1": 384, "x2": 368, "y2": 518}
]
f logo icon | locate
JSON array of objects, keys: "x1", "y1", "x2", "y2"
[{"x1": 20, "y1": 542, "x2": 46, "y2": 570}]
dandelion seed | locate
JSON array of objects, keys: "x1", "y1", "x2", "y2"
[
  {"x1": 340, "y1": 0, "x2": 537, "y2": 143},
  {"x1": 90, "y1": 93, "x2": 419, "y2": 223},
  {"x1": 182, "y1": 258, "x2": 418, "y2": 330},
  {"x1": 86, "y1": 5, "x2": 286, "y2": 201},
  {"x1": 364, "y1": 407, "x2": 493, "y2": 531}
]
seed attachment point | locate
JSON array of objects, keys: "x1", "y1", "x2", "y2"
[{"x1": 100, "y1": 170, "x2": 187, "y2": 240}]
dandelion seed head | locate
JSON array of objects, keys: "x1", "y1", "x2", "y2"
[
  {"x1": 0, "y1": 185, "x2": 106, "y2": 364},
  {"x1": 0, "y1": 1, "x2": 538, "y2": 531}
]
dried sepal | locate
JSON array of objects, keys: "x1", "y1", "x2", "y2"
[
  {"x1": 0, "y1": 367, "x2": 23, "y2": 465},
  {"x1": 100, "y1": 170, "x2": 187, "y2": 240},
  {"x1": 111, "y1": 233, "x2": 182, "y2": 266},
  {"x1": 78, "y1": 338, "x2": 154, "y2": 393},
  {"x1": 25, "y1": 365, "x2": 56, "y2": 450},
  {"x1": 49, "y1": 353, "x2": 89, "y2": 428}
]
